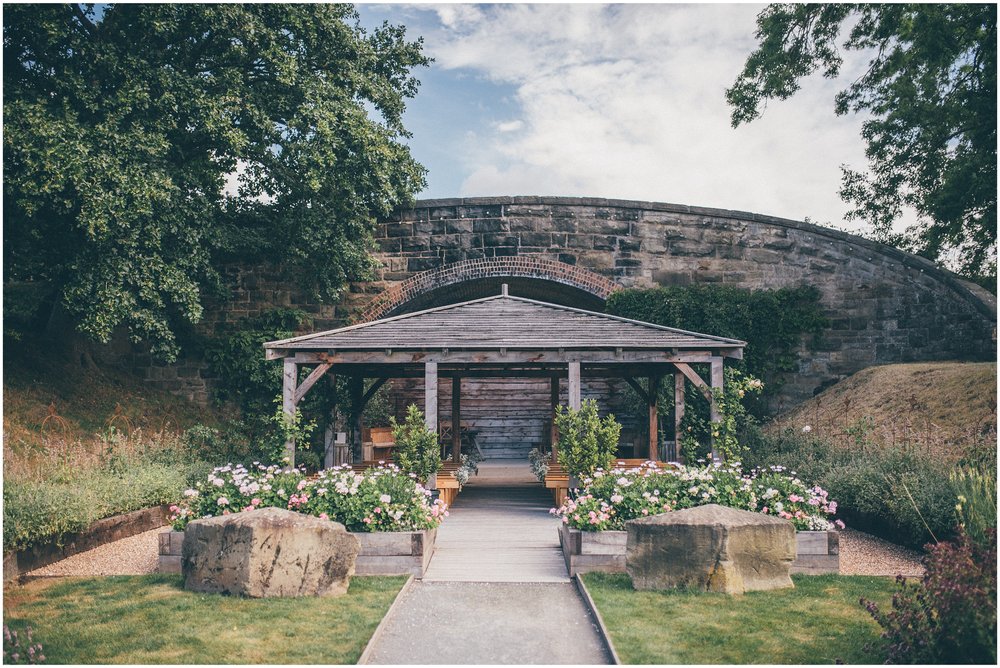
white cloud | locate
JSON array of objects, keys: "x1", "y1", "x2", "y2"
[{"x1": 414, "y1": 3, "x2": 911, "y2": 232}]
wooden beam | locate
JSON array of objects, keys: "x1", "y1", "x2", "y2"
[
  {"x1": 293, "y1": 362, "x2": 333, "y2": 404},
  {"x1": 451, "y1": 376, "x2": 461, "y2": 463},
  {"x1": 674, "y1": 372, "x2": 685, "y2": 463},
  {"x1": 282, "y1": 359, "x2": 298, "y2": 466},
  {"x1": 710, "y1": 356, "x2": 724, "y2": 463},
  {"x1": 623, "y1": 376, "x2": 649, "y2": 404},
  {"x1": 425, "y1": 362, "x2": 438, "y2": 432},
  {"x1": 349, "y1": 376, "x2": 363, "y2": 464},
  {"x1": 648, "y1": 375, "x2": 660, "y2": 461},
  {"x1": 289, "y1": 350, "x2": 720, "y2": 365},
  {"x1": 360, "y1": 377, "x2": 389, "y2": 408},
  {"x1": 550, "y1": 376, "x2": 560, "y2": 462},
  {"x1": 568, "y1": 361, "x2": 581, "y2": 410},
  {"x1": 673, "y1": 362, "x2": 713, "y2": 400}
]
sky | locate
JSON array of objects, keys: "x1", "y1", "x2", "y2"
[{"x1": 356, "y1": 2, "x2": 907, "y2": 234}]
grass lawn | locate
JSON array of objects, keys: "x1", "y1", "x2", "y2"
[
  {"x1": 582, "y1": 573, "x2": 896, "y2": 664},
  {"x1": 3, "y1": 574, "x2": 408, "y2": 664}
]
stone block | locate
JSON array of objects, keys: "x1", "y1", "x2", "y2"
[
  {"x1": 183, "y1": 508, "x2": 360, "y2": 598},
  {"x1": 626, "y1": 504, "x2": 795, "y2": 594}
]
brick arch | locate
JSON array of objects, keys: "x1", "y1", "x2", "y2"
[{"x1": 359, "y1": 257, "x2": 620, "y2": 322}]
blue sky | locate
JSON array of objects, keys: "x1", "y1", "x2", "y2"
[{"x1": 356, "y1": 3, "x2": 906, "y2": 233}]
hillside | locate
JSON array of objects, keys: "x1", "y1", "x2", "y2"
[
  {"x1": 770, "y1": 362, "x2": 997, "y2": 460},
  {"x1": 3, "y1": 345, "x2": 223, "y2": 476}
]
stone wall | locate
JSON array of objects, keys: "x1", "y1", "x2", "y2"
[{"x1": 131, "y1": 196, "x2": 995, "y2": 421}]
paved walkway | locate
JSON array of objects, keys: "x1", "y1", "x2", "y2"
[{"x1": 363, "y1": 461, "x2": 612, "y2": 664}]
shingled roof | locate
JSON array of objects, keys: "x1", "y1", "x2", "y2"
[{"x1": 264, "y1": 293, "x2": 745, "y2": 353}]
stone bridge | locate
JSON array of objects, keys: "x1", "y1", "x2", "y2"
[{"x1": 139, "y1": 196, "x2": 995, "y2": 456}]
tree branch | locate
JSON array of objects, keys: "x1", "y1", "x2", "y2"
[{"x1": 72, "y1": 4, "x2": 98, "y2": 34}]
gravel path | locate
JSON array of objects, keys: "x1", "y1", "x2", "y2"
[
  {"x1": 28, "y1": 527, "x2": 164, "y2": 578},
  {"x1": 25, "y1": 525, "x2": 925, "y2": 580}
]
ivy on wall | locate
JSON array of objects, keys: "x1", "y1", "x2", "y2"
[{"x1": 606, "y1": 284, "x2": 828, "y2": 416}]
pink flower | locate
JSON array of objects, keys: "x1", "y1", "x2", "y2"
[
  {"x1": 363, "y1": 517, "x2": 372, "y2": 524},
  {"x1": 374, "y1": 507, "x2": 382, "y2": 514},
  {"x1": 297, "y1": 479, "x2": 307, "y2": 491},
  {"x1": 762, "y1": 506, "x2": 768, "y2": 514},
  {"x1": 319, "y1": 513, "x2": 329, "y2": 520},
  {"x1": 835, "y1": 519, "x2": 845, "y2": 529},
  {"x1": 251, "y1": 498, "x2": 261, "y2": 506}
]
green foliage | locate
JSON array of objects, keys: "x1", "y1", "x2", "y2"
[
  {"x1": 727, "y1": 4, "x2": 997, "y2": 277},
  {"x1": 555, "y1": 399, "x2": 622, "y2": 479},
  {"x1": 744, "y1": 426, "x2": 965, "y2": 549},
  {"x1": 606, "y1": 284, "x2": 826, "y2": 413},
  {"x1": 3, "y1": 463, "x2": 191, "y2": 553},
  {"x1": 676, "y1": 368, "x2": 764, "y2": 462},
  {"x1": 389, "y1": 404, "x2": 441, "y2": 484},
  {"x1": 268, "y1": 396, "x2": 318, "y2": 467},
  {"x1": 3, "y1": 3, "x2": 429, "y2": 361},
  {"x1": 863, "y1": 529, "x2": 997, "y2": 664},
  {"x1": 3, "y1": 624, "x2": 44, "y2": 664}
]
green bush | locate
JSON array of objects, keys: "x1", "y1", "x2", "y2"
[
  {"x1": 555, "y1": 399, "x2": 622, "y2": 479},
  {"x1": 952, "y1": 466, "x2": 997, "y2": 549},
  {"x1": 390, "y1": 404, "x2": 441, "y2": 484},
  {"x1": 3, "y1": 463, "x2": 192, "y2": 553},
  {"x1": 745, "y1": 427, "x2": 964, "y2": 549}
]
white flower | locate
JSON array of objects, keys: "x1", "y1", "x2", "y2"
[
  {"x1": 802, "y1": 425, "x2": 812, "y2": 433},
  {"x1": 217, "y1": 497, "x2": 229, "y2": 506},
  {"x1": 212, "y1": 478, "x2": 224, "y2": 488},
  {"x1": 379, "y1": 494, "x2": 392, "y2": 504},
  {"x1": 183, "y1": 489, "x2": 198, "y2": 497},
  {"x1": 610, "y1": 494, "x2": 624, "y2": 504}
]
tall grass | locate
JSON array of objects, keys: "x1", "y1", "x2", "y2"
[
  {"x1": 952, "y1": 466, "x2": 997, "y2": 548},
  {"x1": 3, "y1": 428, "x2": 211, "y2": 553}
]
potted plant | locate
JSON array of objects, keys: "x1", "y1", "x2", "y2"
[
  {"x1": 390, "y1": 404, "x2": 442, "y2": 489},
  {"x1": 554, "y1": 399, "x2": 622, "y2": 489}
]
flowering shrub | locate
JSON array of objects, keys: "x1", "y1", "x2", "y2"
[
  {"x1": 552, "y1": 461, "x2": 844, "y2": 532},
  {"x1": 862, "y1": 528, "x2": 996, "y2": 664},
  {"x1": 3, "y1": 625, "x2": 44, "y2": 664},
  {"x1": 169, "y1": 462, "x2": 447, "y2": 532},
  {"x1": 528, "y1": 448, "x2": 550, "y2": 483}
]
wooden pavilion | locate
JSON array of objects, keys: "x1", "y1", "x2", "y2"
[{"x1": 264, "y1": 285, "x2": 746, "y2": 473}]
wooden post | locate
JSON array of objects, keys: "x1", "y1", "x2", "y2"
[
  {"x1": 282, "y1": 359, "x2": 298, "y2": 467},
  {"x1": 550, "y1": 376, "x2": 560, "y2": 462},
  {"x1": 568, "y1": 361, "x2": 581, "y2": 410},
  {"x1": 323, "y1": 372, "x2": 337, "y2": 469},
  {"x1": 674, "y1": 372, "x2": 685, "y2": 463},
  {"x1": 451, "y1": 376, "x2": 461, "y2": 463},
  {"x1": 425, "y1": 362, "x2": 438, "y2": 432},
  {"x1": 648, "y1": 375, "x2": 660, "y2": 461},
  {"x1": 349, "y1": 376, "x2": 363, "y2": 464},
  {"x1": 710, "y1": 357, "x2": 724, "y2": 463}
]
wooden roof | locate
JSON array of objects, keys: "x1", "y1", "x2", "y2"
[{"x1": 264, "y1": 293, "x2": 745, "y2": 355}]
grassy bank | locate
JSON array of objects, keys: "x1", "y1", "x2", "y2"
[
  {"x1": 583, "y1": 573, "x2": 895, "y2": 664},
  {"x1": 4, "y1": 574, "x2": 407, "y2": 664}
]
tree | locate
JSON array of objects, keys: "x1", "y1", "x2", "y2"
[
  {"x1": 727, "y1": 4, "x2": 996, "y2": 278},
  {"x1": 3, "y1": 3, "x2": 429, "y2": 360}
]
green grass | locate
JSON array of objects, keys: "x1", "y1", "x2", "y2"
[
  {"x1": 3, "y1": 574, "x2": 407, "y2": 664},
  {"x1": 582, "y1": 573, "x2": 896, "y2": 664}
]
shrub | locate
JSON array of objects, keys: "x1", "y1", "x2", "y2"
[
  {"x1": 390, "y1": 404, "x2": 441, "y2": 484},
  {"x1": 528, "y1": 448, "x2": 550, "y2": 482},
  {"x1": 3, "y1": 624, "x2": 44, "y2": 664},
  {"x1": 952, "y1": 466, "x2": 997, "y2": 549},
  {"x1": 745, "y1": 427, "x2": 965, "y2": 549},
  {"x1": 169, "y1": 462, "x2": 447, "y2": 532},
  {"x1": 863, "y1": 529, "x2": 997, "y2": 664},
  {"x1": 555, "y1": 399, "x2": 622, "y2": 480},
  {"x1": 553, "y1": 461, "x2": 843, "y2": 532}
]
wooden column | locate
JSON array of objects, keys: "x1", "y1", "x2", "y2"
[
  {"x1": 550, "y1": 376, "x2": 560, "y2": 462},
  {"x1": 349, "y1": 376, "x2": 363, "y2": 464},
  {"x1": 282, "y1": 359, "x2": 298, "y2": 466},
  {"x1": 451, "y1": 376, "x2": 461, "y2": 463},
  {"x1": 323, "y1": 373, "x2": 337, "y2": 469},
  {"x1": 648, "y1": 375, "x2": 660, "y2": 461},
  {"x1": 425, "y1": 362, "x2": 438, "y2": 432},
  {"x1": 674, "y1": 372, "x2": 685, "y2": 463},
  {"x1": 568, "y1": 361, "x2": 581, "y2": 410},
  {"x1": 709, "y1": 357, "x2": 724, "y2": 463}
]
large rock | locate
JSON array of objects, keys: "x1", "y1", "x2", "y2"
[
  {"x1": 626, "y1": 504, "x2": 795, "y2": 594},
  {"x1": 182, "y1": 508, "x2": 360, "y2": 598}
]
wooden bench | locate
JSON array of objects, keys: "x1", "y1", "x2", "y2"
[{"x1": 362, "y1": 426, "x2": 395, "y2": 462}]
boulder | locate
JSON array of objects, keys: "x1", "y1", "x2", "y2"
[
  {"x1": 626, "y1": 504, "x2": 795, "y2": 594},
  {"x1": 182, "y1": 508, "x2": 360, "y2": 598}
]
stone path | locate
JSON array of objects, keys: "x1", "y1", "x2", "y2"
[{"x1": 364, "y1": 462, "x2": 611, "y2": 664}]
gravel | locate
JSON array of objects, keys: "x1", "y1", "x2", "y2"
[{"x1": 25, "y1": 525, "x2": 926, "y2": 580}]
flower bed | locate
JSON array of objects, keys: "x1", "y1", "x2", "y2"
[
  {"x1": 164, "y1": 463, "x2": 447, "y2": 576},
  {"x1": 169, "y1": 463, "x2": 448, "y2": 532},
  {"x1": 553, "y1": 461, "x2": 842, "y2": 575}
]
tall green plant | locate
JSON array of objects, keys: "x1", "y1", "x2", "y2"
[
  {"x1": 390, "y1": 404, "x2": 441, "y2": 485},
  {"x1": 555, "y1": 399, "x2": 622, "y2": 480},
  {"x1": 952, "y1": 466, "x2": 997, "y2": 549}
]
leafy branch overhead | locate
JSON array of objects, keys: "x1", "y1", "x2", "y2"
[
  {"x1": 3, "y1": 3, "x2": 430, "y2": 360},
  {"x1": 727, "y1": 3, "x2": 996, "y2": 277}
]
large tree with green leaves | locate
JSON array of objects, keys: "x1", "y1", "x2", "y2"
[
  {"x1": 727, "y1": 4, "x2": 996, "y2": 278},
  {"x1": 4, "y1": 3, "x2": 429, "y2": 360}
]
